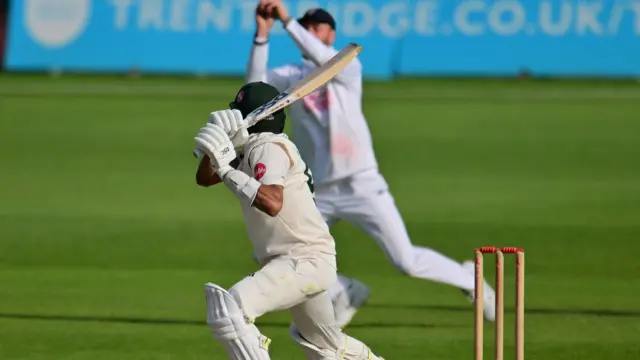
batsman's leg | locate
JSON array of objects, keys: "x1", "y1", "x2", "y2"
[
  {"x1": 204, "y1": 283, "x2": 271, "y2": 360},
  {"x1": 204, "y1": 256, "x2": 322, "y2": 360},
  {"x1": 289, "y1": 287, "x2": 384, "y2": 359}
]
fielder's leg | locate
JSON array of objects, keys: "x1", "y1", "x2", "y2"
[
  {"x1": 327, "y1": 275, "x2": 370, "y2": 329},
  {"x1": 204, "y1": 283, "x2": 271, "y2": 360},
  {"x1": 316, "y1": 181, "x2": 372, "y2": 328},
  {"x1": 340, "y1": 170, "x2": 496, "y2": 321}
]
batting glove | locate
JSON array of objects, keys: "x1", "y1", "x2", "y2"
[
  {"x1": 194, "y1": 123, "x2": 236, "y2": 178},
  {"x1": 208, "y1": 109, "x2": 249, "y2": 148}
]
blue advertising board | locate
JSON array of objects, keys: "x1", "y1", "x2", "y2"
[
  {"x1": 396, "y1": 0, "x2": 640, "y2": 76},
  {"x1": 6, "y1": 0, "x2": 640, "y2": 78}
]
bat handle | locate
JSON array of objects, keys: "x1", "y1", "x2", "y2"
[
  {"x1": 244, "y1": 114, "x2": 257, "y2": 129},
  {"x1": 193, "y1": 148, "x2": 204, "y2": 158}
]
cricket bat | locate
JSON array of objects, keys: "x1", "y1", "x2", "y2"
[{"x1": 193, "y1": 42, "x2": 363, "y2": 158}]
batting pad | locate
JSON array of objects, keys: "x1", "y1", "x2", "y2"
[{"x1": 204, "y1": 283, "x2": 271, "y2": 360}]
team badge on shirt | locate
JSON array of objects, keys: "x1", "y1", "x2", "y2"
[{"x1": 254, "y1": 163, "x2": 267, "y2": 180}]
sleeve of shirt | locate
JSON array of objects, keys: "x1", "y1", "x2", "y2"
[
  {"x1": 245, "y1": 41, "x2": 302, "y2": 92},
  {"x1": 283, "y1": 20, "x2": 362, "y2": 86},
  {"x1": 247, "y1": 143, "x2": 291, "y2": 186}
]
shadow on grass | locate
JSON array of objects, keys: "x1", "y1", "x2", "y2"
[
  {"x1": 367, "y1": 304, "x2": 640, "y2": 318},
  {"x1": 0, "y1": 312, "x2": 452, "y2": 328},
  {"x1": 1, "y1": 304, "x2": 637, "y2": 329}
]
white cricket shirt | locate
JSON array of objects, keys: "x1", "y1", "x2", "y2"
[
  {"x1": 245, "y1": 20, "x2": 378, "y2": 185},
  {"x1": 237, "y1": 132, "x2": 336, "y2": 264}
]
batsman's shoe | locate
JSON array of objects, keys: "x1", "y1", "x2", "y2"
[
  {"x1": 332, "y1": 278, "x2": 371, "y2": 329},
  {"x1": 461, "y1": 260, "x2": 496, "y2": 322}
]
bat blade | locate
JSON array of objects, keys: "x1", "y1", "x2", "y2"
[
  {"x1": 244, "y1": 42, "x2": 362, "y2": 128},
  {"x1": 193, "y1": 42, "x2": 362, "y2": 158}
]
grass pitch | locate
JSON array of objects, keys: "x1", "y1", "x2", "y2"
[{"x1": 1, "y1": 75, "x2": 639, "y2": 360}]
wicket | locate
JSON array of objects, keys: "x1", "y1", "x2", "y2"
[{"x1": 474, "y1": 246, "x2": 525, "y2": 360}]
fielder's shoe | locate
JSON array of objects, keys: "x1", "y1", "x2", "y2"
[
  {"x1": 461, "y1": 260, "x2": 496, "y2": 322},
  {"x1": 332, "y1": 278, "x2": 371, "y2": 329}
]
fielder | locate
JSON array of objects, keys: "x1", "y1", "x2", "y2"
[
  {"x1": 194, "y1": 81, "x2": 385, "y2": 360},
  {"x1": 245, "y1": 0, "x2": 496, "y2": 327}
]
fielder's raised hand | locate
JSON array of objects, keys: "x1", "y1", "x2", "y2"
[
  {"x1": 255, "y1": 1, "x2": 275, "y2": 38},
  {"x1": 207, "y1": 109, "x2": 249, "y2": 148},
  {"x1": 194, "y1": 124, "x2": 236, "y2": 178},
  {"x1": 260, "y1": 0, "x2": 291, "y2": 23}
]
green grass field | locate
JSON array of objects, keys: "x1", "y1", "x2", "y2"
[{"x1": 1, "y1": 75, "x2": 639, "y2": 360}]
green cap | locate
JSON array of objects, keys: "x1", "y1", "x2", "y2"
[{"x1": 229, "y1": 82, "x2": 286, "y2": 134}]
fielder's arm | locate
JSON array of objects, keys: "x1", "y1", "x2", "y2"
[
  {"x1": 245, "y1": 38, "x2": 300, "y2": 91},
  {"x1": 282, "y1": 19, "x2": 361, "y2": 85},
  {"x1": 245, "y1": 36, "x2": 270, "y2": 84}
]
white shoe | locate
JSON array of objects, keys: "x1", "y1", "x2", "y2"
[
  {"x1": 332, "y1": 278, "x2": 371, "y2": 328},
  {"x1": 461, "y1": 260, "x2": 496, "y2": 322}
]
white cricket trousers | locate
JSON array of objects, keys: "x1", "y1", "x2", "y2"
[
  {"x1": 228, "y1": 253, "x2": 380, "y2": 359},
  {"x1": 315, "y1": 169, "x2": 476, "y2": 295}
]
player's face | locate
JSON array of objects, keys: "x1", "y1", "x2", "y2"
[{"x1": 306, "y1": 23, "x2": 336, "y2": 46}]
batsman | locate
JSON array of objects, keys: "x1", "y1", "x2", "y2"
[{"x1": 193, "y1": 81, "x2": 385, "y2": 360}]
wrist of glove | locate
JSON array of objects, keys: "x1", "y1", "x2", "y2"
[
  {"x1": 194, "y1": 123, "x2": 237, "y2": 170},
  {"x1": 215, "y1": 165, "x2": 233, "y2": 179}
]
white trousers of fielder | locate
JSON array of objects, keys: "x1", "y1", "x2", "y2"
[{"x1": 316, "y1": 169, "x2": 483, "y2": 325}]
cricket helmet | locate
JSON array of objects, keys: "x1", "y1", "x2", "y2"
[{"x1": 229, "y1": 82, "x2": 286, "y2": 134}]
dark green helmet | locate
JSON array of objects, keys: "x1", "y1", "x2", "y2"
[{"x1": 229, "y1": 82, "x2": 286, "y2": 134}]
